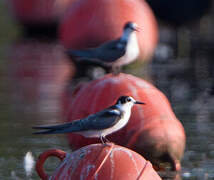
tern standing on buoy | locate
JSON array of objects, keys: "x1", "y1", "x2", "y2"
[
  {"x1": 33, "y1": 96, "x2": 145, "y2": 143},
  {"x1": 66, "y1": 22, "x2": 140, "y2": 73}
]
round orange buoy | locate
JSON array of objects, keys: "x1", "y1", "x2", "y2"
[
  {"x1": 62, "y1": 73, "x2": 186, "y2": 171},
  {"x1": 36, "y1": 149, "x2": 66, "y2": 180},
  {"x1": 59, "y1": 0, "x2": 158, "y2": 61},
  {"x1": 9, "y1": 0, "x2": 75, "y2": 24},
  {"x1": 36, "y1": 144, "x2": 161, "y2": 180}
]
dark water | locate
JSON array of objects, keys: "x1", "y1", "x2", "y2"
[{"x1": 0, "y1": 2, "x2": 214, "y2": 180}]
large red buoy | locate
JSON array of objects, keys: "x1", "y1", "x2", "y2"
[
  {"x1": 59, "y1": 0, "x2": 158, "y2": 61},
  {"x1": 36, "y1": 144, "x2": 162, "y2": 180},
  {"x1": 62, "y1": 73, "x2": 186, "y2": 171},
  {"x1": 9, "y1": 0, "x2": 74, "y2": 24}
]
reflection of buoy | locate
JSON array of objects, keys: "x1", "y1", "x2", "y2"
[
  {"x1": 62, "y1": 73, "x2": 186, "y2": 171},
  {"x1": 9, "y1": 0, "x2": 74, "y2": 24},
  {"x1": 7, "y1": 40, "x2": 71, "y2": 113},
  {"x1": 8, "y1": 0, "x2": 75, "y2": 37},
  {"x1": 146, "y1": 0, "x2": 212, "y2": 25},
  {"x1": 36, "y1": 144, "x2": 161, "y2": 180},
  {"x1": 59, "y1": 0, "x2": 158, "y2": 61}
]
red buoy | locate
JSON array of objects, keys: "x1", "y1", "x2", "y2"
[
  {"x1": 59, "y1": 0, "x2": 158, "y2": 61},
  {"x1": 36, "y1": 144, "x2": 161, "y2": 180},
  {"x1": 62, "y1": 73, "x2": 186, "y2": 171},
  {"x1": 9, "y1": 0, "x2": 74, "y2": 24}
]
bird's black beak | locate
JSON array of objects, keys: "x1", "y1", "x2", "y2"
[
  {"x1": 133, "y1": 25, "x2": 140, "y2": 32},
  {"x1": 134, "y1": 27, "x2": 140, "y2": 32},
  {"x1": 135, "y1": 101, "x2": 145, "y2": 105}
]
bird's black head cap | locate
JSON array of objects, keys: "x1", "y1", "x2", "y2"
[
  {"x1": 124, "y1": 22, "x2": 138, "y2": 31},
  {"x1": 116, "y1": 96, "x2": 145, "y2": 105},
  {"x1": 116, "y1": 96, "x2": 132, "y2": 104}
]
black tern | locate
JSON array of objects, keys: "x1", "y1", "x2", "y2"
[
  {"x1": 66, "y1": 22, "x2": 140, "y2": 73},
  {"x1": 33, "y1": 96, "x2": 145, "y2": 144}
]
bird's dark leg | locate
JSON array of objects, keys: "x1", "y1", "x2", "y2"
[
  {"x1": 111, "y1": 66, "x2": 121, "y2": 75},
  {"x1": 103, "y1": 136, "x2": 110, "y2": 143},
  {"x1": 100, "y1": 135, "x2": 105, "y2": 144},
  {"x1": 100, "y1": 135, "x2": 111, "y2": 145}
]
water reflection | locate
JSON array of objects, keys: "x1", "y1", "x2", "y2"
[
  {"x1": 6, "y1": 39, "x2": 71, "y2": 115},
  {"x1": 0, "y1": 36, "x2": 214, "y2": 179},
  {"x1": 0, "y1": 13, "x2": 214, "y2": 180},
  {"x1": 0, "y1": 39, "x2": 72, "y2": 179}
]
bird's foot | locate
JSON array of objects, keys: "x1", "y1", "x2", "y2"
[
  {"x1": 103, "y1": 143, "x2": 112, "y2": 147},
  {"x1": 100, "y1": 136, "x2": 112, "y2": 146},
  {"x1": 111, "y1": 66, "x2": 121, "y2": 75},
  {"x1": 103, "y1": 136, "x2": 110, "y2": 143},
  {"x1": 100, "y1": 136, "x2": 105, "y2": 144}
]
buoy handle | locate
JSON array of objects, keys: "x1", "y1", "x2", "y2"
[{"x1": 36, "y1": 149, "x2": 66, "y2": 180}]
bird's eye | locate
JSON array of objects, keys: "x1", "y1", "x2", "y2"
[{"x1": 127, "y1": 98, "x2": 131, "y2": 102}]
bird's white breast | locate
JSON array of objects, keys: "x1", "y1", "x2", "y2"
[
  {"x1": 77, "y1": 107, "x2": 131, "y2": 138},
  {"x1": 116, "y1": 33, "x2": 140, "y2": 66},
  {"x1": 102, "y1": 104, "x2": 131, "y2": 137},
  {"x1": 101, "y1": 110, "x2": 130, "y2": 136}
]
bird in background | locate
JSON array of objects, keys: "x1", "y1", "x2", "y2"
[
  {"x1": 66, "y1": 22, "x2": 140, "y2": 74},
  {"x1": 33, "y1": 96, "x2": 145, "y2": 144}
]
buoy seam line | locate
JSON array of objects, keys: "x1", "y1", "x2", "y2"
[
  {"x1": 136, "y1": 161, "x2": 150, "y2": 180},
  {"x1": 91, "y1": 143, "x2": 114, "y2": 179}
]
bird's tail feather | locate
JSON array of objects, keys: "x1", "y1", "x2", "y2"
[
  {"x1": 32, "y1": 122, "x2": 73, "y2": 130},
  {"x1": 32, "y1": 122, "x2": 78, "y2": 135},
  {"x1": 32, "y1": 129, "x2": 66, "y2": 135}
]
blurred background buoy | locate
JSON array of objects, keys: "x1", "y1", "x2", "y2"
[
  {"x1": 36, "y1": 144, "x2": 161, "y2": 180},
  {"x1": 62, "y1": 73, "x2": 186, "y2": 171},
  {"x1": 8, "y1": 0, "x2": 76, "y2": 38},
  {"x1": 59, "y1": 0, "x2": 158, "y2": 62},
  {"x1": 6, "y1": 39, "x2": 71, "y2": 113}
]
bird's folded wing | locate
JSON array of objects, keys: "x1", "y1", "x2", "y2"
[
  {"x1": 96, "y1": 41, "x2": 126, "y2": 62},
  {"x1": 81, "y1": 109, "x2": 122, "y2": 130},
  {"x1": 32, "y1": 109, "x2": 122, "y2": 134},
  {"x1": 66, "y1": 49, "x2": 96, "y2": 59}
]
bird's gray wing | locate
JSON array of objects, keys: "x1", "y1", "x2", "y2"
[
  {"x1": 32, "y1": 109, "x2": 122, "y2": 134},
  {"x1": 80, "y1": 108, "x2": 122, "y2": 130},
  {"x1": 66, "y1": 39, "x2": 126, "y2": 63},
  {"x1": 66, "y1": 48, "x2": 97, "y2": 60},
  {"x1": 96, "y1": 40, "x2": 126, "y2": 62}
]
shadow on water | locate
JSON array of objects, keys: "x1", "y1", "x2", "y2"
[{"x1": 0, "y1": 1, "x2": 214, "y2": 180}]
